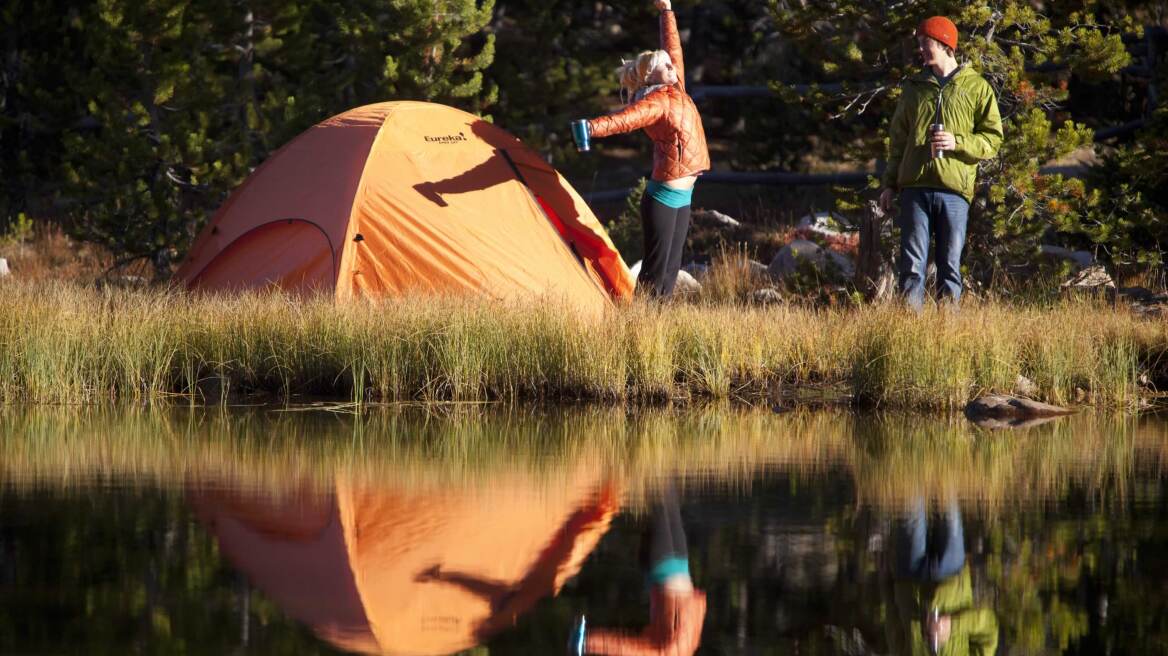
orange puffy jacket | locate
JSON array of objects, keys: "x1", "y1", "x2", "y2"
[{"x1": 587, "y1": 11, "x2": 711, "y2": 182}]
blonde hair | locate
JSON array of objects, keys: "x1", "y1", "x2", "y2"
[{"x1": 618, "y1": 50, "x2": 672, "y2": 102}]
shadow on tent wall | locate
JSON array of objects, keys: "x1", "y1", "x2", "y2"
[{"x1": 412, "y1": 119, "x2": 630, "y2": 299}]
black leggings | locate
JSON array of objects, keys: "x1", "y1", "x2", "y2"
[
  {"x1": 639, "y1": 193, "x2": 691, "y2": 297},
  {"x1": 639, "y1": 481, "x2": 689, "y2": 577}
]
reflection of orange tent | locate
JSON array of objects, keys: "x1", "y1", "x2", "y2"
[
  {"x1": 190, "y1": 472, "x2": 620, "y2": 655},
  {"x1": 174, "y1": 101, "x2": 633, "y2": 311}
]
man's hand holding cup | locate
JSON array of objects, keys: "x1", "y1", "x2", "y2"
[{"x1": 930, "y1": 126, "x2": 955, "y2": 158}]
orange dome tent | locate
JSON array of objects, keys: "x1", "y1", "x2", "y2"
[
  {"x1": 189, "y1": 470, "x2": 621, "y2": 656},
  {"x1": 175, "y1": 102, "x2": 634, "y2": 311}
]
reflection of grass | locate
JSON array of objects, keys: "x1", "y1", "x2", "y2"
[
  {"x1": 0, "y1": 405, "x2": 846, "y2": 500},
  {"x1": 845, "y1": 411, "x2": 1168, "y2": 510},
  {"x1": 1, "y1": 405, "x2": 1164, "y2": 512},
  {"x1": 0, "y1": 282, "x2": 1165, "y2": 408}
]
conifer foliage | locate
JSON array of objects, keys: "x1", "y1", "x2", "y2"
[
  {"x1": 2, "y1": 0, "x2": 495, "y2": 274},
  {"x1": 1081, "y1": 103, "x2": 1168, "y2": 280}
]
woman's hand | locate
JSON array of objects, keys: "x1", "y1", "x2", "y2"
[{"x1": 655, "y1": 0, "x2": 671, "y2": 11}]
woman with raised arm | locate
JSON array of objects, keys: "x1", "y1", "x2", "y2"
[
  {"x1": 567, "y1": 481, "x2": 706, "y2": 656},
  {"x1": 573, "y1": 0, "x2": 710, "y2": 298}
]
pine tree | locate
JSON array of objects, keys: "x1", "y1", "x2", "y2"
[
  {"x1": 0, "y1": 1, "x2": 90, "y2": 226},
  {"x1": 486, "y1": 1, "x2": 659, "y2": 167},
  {"x1": 1078, "y1": 104, "x2": 1168, "y2": 282},
  {"x1": 3, "y1": 0, "x2": 496, "y2": 275}
]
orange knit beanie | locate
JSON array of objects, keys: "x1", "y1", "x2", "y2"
[{"x1": 916, "y1": 16, "x2": 958, "y2": 52}]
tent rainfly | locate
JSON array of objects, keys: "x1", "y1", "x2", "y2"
[
  {"x1": 175, "y1": 102, "x2": 634, "y2": 313},
  {"x1": 190, "y1": 471, "x2": 620, "y2": 655}
]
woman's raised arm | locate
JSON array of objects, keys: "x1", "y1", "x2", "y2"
[{"x1": 656, "y1": 0, "x2": 685, "y2": 93}]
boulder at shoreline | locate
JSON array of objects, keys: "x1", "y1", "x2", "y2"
[
  {"x1": 768, "y1": 239, "x2": 855, "y2": 281},
  {"x1": 964, "y1": 393, "x2": 1075, "y2": 428}
]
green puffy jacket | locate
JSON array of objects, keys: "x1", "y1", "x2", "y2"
[
  {"x1": 884, "y1": 565, "x2": 1000, "y2": 656},
  {"x1": 882, "y1": 66, "x2": 1004, "y2": 202}
]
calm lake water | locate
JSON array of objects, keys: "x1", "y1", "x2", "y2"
[{"x1": 1, "y1": 405, "x2": 1166, "y2": 655}]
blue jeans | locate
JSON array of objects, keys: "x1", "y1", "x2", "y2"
[
  {"x1": 897, "y1": 188, "x2": 970, "y2": 310},
  {"x1": 895, "y1": 497, "x2": 966, "y2": 582}
]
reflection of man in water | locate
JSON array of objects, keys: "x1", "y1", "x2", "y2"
[
  {"x1": 885, "y1": 497, "x2": 998, "y2": 655},
  {"x1": 571, "y1": 482, "x2": 706, "y2": 656}
]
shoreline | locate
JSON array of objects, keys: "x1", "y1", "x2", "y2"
[{"x1": 1, "y1": 281, "x2": 1165, "y2": 409}]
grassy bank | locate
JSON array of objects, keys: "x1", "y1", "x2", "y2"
[{"x1": 0, "y1": 280, "x2": 1165, "y2": 408}]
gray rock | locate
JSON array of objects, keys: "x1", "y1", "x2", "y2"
[
  {"x1": 0, "y1": 258, "x2": 8, "y2": 277},
  {"x1": 675, "y1": 269, "x2": 701, "y2": 294},
  {"x1": 1119, "y1": 287, "x2": 1168, "y2": 318},
  {"x1": 1013, "y1": 374, "x2": 1039, "y2": 397},
  {"x1": 968, "y1": 414, "x2": 1068, "y2": 430},
  {"x1": 1061, "y1": 264, "x2": 1114, "y2": 291},
  {"x1": 768, "y1": 239, "x2": 855, "y2": 281},
  {"x1": 692, "y1": 208, "x2": 741, "y2": 227},
  {"x1": 629, "y1": 260, "x2": 700, "y2": 294},
  {"x1": 965, "y1": 394, "x2": 1074, "y2": 427},
  {"x1": 825, "y1": 252, "x2": 856, "y2": 280},
  {"x1": 1119, "y1": 286, "x2": 1168, "y2": 303},
  {"x1": 684, "y1": 259, "x2": 767, "y2": 281},
  {"x1": 1040, "y1": 244, "x2": 1094, "y2": 269},
  {"x1": 769, "y1": 240, "x2": 819, "y2": 278},
  {"x1": 797, "y1": 210, "x2": 849, "y2": 236},
  {"x1": 752, "y1": 287, "x2": 784, "y2": 305}
]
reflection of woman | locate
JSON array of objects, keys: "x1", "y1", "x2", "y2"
[
  {"x1": 580, "y1": 0, "x2": 710, "y2": 297},
  {"x1": 570, "y1": 482, "x2": 706, "y2": 655}
]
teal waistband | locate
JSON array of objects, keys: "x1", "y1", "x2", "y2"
[
  {"x1": 646, "y1": 180, "x2": 694, "y2": 209},
  {"x1": 648, "y1": 557, "x2": 691, "y2": 585}
]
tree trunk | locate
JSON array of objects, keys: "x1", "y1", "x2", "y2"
[{"x1": 855, "y1": 200, "x2": 892, "y2": 302}]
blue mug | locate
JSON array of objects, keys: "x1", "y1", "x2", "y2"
[
  {"x1": 567, "y1": 615, "x2": 586, "y2": 656},
  {"x1": 570, "y1": 119, "x2": 591, "y2": 152}
]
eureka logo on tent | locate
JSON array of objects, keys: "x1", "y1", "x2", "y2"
[{"x1": 424, "y1": 132, "x2": 468, "y2": 144}]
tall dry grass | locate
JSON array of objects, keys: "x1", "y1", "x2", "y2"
[{"x1": 0, "y1": 279, "x2": 1164, "y2": 408}]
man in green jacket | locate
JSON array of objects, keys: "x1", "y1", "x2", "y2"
[
  {"x1": 883, "y1": 496, "x2": 999, "y2": 656},
  {"x1": 879, "y1": 16, "x2": 1004, "y2": 310}
]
